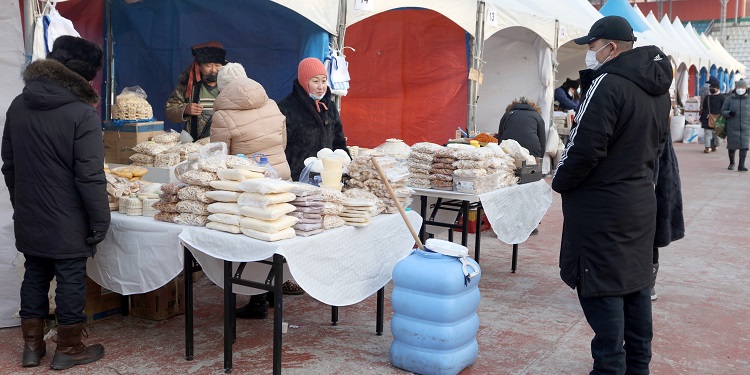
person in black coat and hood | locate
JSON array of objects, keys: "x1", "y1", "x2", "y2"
[
  {"x1": 700, "y1": 76, "x2": 725, "y2": 153},
  {"x1": 1, "y1": 36, "x2": 109, "y2": 370},
  {"x1": 279, "y1": 57, "x2": 347, "y2": 181},
  {"x1": 552, "y1": 16, "x2": 673, "y2": 375},
  {"x1": 497, "y1": 97, "x2": 546, "y2": 158}
]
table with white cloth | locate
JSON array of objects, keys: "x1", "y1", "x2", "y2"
[
  {"x1": 412, "y1": 180, "x2": 552, "y2": 271},
  {"x1": 179, "y1": 211, "x2": 422, "y2": 374}
]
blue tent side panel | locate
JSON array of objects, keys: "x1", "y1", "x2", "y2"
[
  {"x1": 112, "y1": 0, "x2": 329, "y2": 131},
  {"x1": 599, "y1": 0, "x2": 651, "y2": 33}
]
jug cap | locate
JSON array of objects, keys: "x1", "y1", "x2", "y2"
[{"x1": 424, "y1": 239, "x2": 468, "y2": 258}]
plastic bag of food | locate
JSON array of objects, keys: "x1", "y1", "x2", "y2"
[{"x1": 197, "y1": 142, "x2": 229, "y2": 172}]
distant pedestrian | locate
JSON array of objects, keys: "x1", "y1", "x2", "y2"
[
  {"x1": 721, "y1": 79, "x2": 749, "y2": 171},
  {"x1": 700, "y1": 76, "x2": 725, "y2": 153}
]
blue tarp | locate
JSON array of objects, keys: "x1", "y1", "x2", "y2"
[
  {"x1": 111, "y1": 0, "x2": 330, "y2": 131},
  {"x1": 599, "y1": 0, "x2": 651, "y2": 33}
]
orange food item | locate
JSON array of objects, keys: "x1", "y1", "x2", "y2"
[{"x1": 472, "y1": 132, "x2": 498, "y2": 144}]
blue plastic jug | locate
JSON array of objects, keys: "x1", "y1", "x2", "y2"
[{"x1": 390, "y1": 239, "x2": 481, "y2": 375}]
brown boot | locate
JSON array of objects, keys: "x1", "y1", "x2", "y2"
[
  {"x1": 704, "y1": 148, "x2": 711, "y2": 153},
  {"x1": 50, "y1": 323, "x2": 104, "y2": 370},
  {"x1": 711, "y1": 146, "x2": 718, "y2": 152},
  {"x1": 21, "y1": 318, "x2": 47, "y2": 367}
]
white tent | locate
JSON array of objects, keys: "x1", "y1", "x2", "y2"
[
  {"x1": 273, "y1": 0, "x2": 342, "y2": 34},
  {"x1": 0, "y1": 0, "x2": 26, "y2": 329},
  {"x1": 632, "y1": 5, "x2": 678, "y2": 60},
  {"x1": 659, "y1": 14, "x2": 702, "y2": 70},
  {"x1": 673, "y1": 17, "x2": 718, "y2": 72}
]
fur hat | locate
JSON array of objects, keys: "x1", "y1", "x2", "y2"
[
  {"x1": 217, "y1": 62, "x2": 247, "y2": 91},
  {"x1": 47, "y1": 36, "x2": 103, "y2": 81},
  {"x1": 708, "y1": 76, "x2": 720, "y2": 88},
  {"x1": 297, "y1": 58, "x2": 327, "y2": 94},
  {"x1": 192, "y1": 41, "x2": 226, "y2": 65}
]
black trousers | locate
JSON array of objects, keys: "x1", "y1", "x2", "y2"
[
  {"x1": 20, "y1": 255, "x2": 88, "y2": 325},
  {"x1": 578, "y1": 287, "x2": 653, "y2": 375}
]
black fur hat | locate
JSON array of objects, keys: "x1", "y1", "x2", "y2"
[
  {"x1": 192, "y1": 41, "x2": 227, "y2": 65},
  {"x1": 47, "y1": 36, "x2": 103, "y2": 81}
]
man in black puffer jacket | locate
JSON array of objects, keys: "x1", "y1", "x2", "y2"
[
  {"x1": 2, "y1": 36, "x2": 109, "y2": 370},
  {"x1": 552, "y1": 16, "x2": 672, "y2": 375}
]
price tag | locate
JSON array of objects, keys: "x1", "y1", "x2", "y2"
[
  {"x1": 486, "y1": 9, "x2": 497, "y2": 28},
  {"x1": 354, "y1": 0, "x2": 375, "y2": 11}
]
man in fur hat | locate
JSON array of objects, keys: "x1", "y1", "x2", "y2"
[
  {"x1": 166, "y1": 41, "x2": 227, "y2": 141},
  {"x1": 2, "y1": 35, "x2": 109, "y2": 370}
]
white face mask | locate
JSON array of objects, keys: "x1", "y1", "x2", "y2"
[
  {"x1": 585, "y1": 43, "x2": 612, "y2": 70},
  {"x1": 737, "y1": 88, "x2": 747, "y2": 96},
  {"x1": 309, "y1": 93, "x2": 324, "y2": 100}
]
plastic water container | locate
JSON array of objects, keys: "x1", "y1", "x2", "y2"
[
  {"x1": 390, "y1": 239, "x2": 481, "y2": 375},
  {"x1": 252, "y1": 153, "x2": 279, "y2": 179}
]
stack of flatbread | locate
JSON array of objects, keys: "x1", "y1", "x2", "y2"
[{"x1": 340, "y1": 198, "x2": 377, "y2": 227}]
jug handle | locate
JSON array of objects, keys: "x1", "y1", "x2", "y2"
[{"x1": 460, "y1": 257, "x2": 480, "y2": 279}]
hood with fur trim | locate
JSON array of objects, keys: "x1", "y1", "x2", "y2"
[{"x1": 22, "y1": 59, "x2": 99, "y2": 109}]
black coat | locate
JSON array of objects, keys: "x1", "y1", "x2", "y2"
[
  {"x1": 552, "y1": 46, "x2": 673, "y2": 297},
  {"x1": 497, "y1": 103, "x2": 546, "y2": 158},
  {"x1": 700, "y1": 93, "x2": 725, "y2": 129},
  {"x1": 278, "y1": 80, "x2": 347, "y2": 181},
  {"x1": 653, "y1": 135, "x2": 684, "y2": 248},
  {"x1": 1, "y1": 59, "x2": 110, "y2": 259}
]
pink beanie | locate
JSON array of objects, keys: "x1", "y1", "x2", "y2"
[{"x1": 297, "y1": 58, "x2": 327, "y2": 94}]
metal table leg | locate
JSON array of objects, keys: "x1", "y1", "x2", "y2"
[
  {"x1": 272, "y1": 254, "x2": 284, "y2": 375},
  {"x1": 461, "y1": 200, "x2": 469, "y2": 247},
  {"x1": 331, "y1": 306, "x2": 339, "y2": 326},
  {"x1": 376, "y1": 287, "x2": 384, "y2": 336},
  {"x1": 511, "y1": 244, "x2": 519, "y2": 273},
  {"x1": 184, "y1": 247, "x2": 194, "y2": 361},
  {"x1": 419, "y1": 195, "x2": 427, "y2": 243},
  {"x1": 223, "y1": 261, "x2": 233, "y2": 373},
  {"x1": 475, "y1": 205, "x2": 483, "y2": 263}
]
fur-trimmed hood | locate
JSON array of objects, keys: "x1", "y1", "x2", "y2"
[{"x1": 23, "y1": 59, "x2": 99, "y2": 107}]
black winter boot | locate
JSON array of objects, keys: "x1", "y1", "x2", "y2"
[
  {"x1": 50, "y1": 323, "x2": 104, "y2": 370},
  {"x1": 236, "y1": 294, "x2": 268, "y2": 319},
  {"x1": 21, "y1": 318, "x2": 46, "y2": 367}
]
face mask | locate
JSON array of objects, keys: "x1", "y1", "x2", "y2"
[
  {"x1": 309, "y1": 93, "x2": 324, "y2": 101},
  {"x1": 737, "y1": 88, "x2": 747, "y2": 96},
  {"x1": 710, "y1": 88, "x2": 718, "y2": 94},
  {"x1": 585, "y1": 43, "x2": 612, "y2": 70},
  {"x1": 203, "y1": 73, "x2": 218, "y2": 83},
  {"x1": 576, "y1": 87, "x2": 581, "y2": 95}
]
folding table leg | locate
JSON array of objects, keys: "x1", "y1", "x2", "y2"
[
  {"x1": 461, "y1": 200, "x2": 469, "y2": 247},
  {"x1": 184, "y1": 247, "x2": 194, "y2": 361},
  {"x1": 511, "y1": 244, "x2": 519, "y2": 273},
  {"x1": 223, "y1": 261, "x2": 233, "y2": 373},
  {"x1": 419, "y1": 195, "x2": 427, "y2": 242},
  {"x1": 475, "y1": 205, "x2": 483, "y2": 263},
  {"x1": 331, "y1": 306, "x2": 339, "y2": 326},
  {"x1": 376, "y1": 288, "x2": 385, "y2": 336},
  {"x1": 272, "y1": 254, "x2": 284, "y2": 375}
]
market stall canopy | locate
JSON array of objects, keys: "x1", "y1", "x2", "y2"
[
  {"x1": 344, "y1": 0, "x2": 478, "y2": 36},
  {"x1": 272, "y1": 0, "x2": 340, "y2": 34},
  {"x1": 483, "y1": 0, "x2": 556, "y2": 46},
  {"x1": 659, "y1": 14, "x2": 700, "y2": 70},
  {"x1": 674, "y1": 17, "x2": 719, "y2": 71},
  {"x1": 632, "y1": 4, "x2": 679, "y2": 61}
]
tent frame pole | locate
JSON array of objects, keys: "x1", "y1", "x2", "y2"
[
  {"x1": 23, "y1": 0, "x2": 36, "y2": 60},
  {"x1": 467, "y1": 0, "x2": 485, "y2": 136},
  {"x1": 331, "y1": 0, "x2": 347, "y2": 111},
  {"x1": 551, "y1": 20, "x2": 560, "y2": 129},
  {"x1": 104, "y1": 0, "x2": 115, "y2": 122}
]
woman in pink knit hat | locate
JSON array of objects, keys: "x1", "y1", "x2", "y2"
[{"x1": 278, "y1": 57, "x2": 348, "y2": 181}]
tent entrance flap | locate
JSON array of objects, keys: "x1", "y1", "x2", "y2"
[{"x1": 341, "y1": 8, "x2": 469, "y2": 148}]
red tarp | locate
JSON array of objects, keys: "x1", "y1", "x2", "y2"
[{"x1": 341, "y1": 9, "x2": 468, "y2": 148}]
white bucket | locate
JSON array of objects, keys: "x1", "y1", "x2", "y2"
[{"x1": 671, "y1": 115, "x2": 686, "y2": 142}]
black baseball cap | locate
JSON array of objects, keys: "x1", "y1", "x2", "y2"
[{"x1": 573, "y1": 16, "x2": 637, "y2": 45}]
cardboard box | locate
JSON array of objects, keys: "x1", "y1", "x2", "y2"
[
  {"x1": 129, "y1": 272, "x2": 185, "y2": 321},
  {"x1": 85, "y1": 277, "x2": 122, "y2": 323},
  {"x1": 103, "y1": 121, "x2": 165, "y2": 164}
]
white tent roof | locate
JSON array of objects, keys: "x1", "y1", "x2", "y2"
[
  {"x1": 658, "y1": 14, "x2": 700, "y2": 69},
  {"x1": 344, "y1": 0, "x2": 479, "y2": 36},
  {"x1": 631, "y1": 5, "x2": 679, "y2": 60},
  {"x1": 672, "y1": 17, "x2": 719, "y2": 70},
  {"x1": 483, "y1": 0, "x2": 556, "y2": 46},
  {"x1": 273, "y1": 0, "x2": 341, "y2": 34},
  {"x1": 705, "y1": 34, "x2": 744, "y2": 73}
]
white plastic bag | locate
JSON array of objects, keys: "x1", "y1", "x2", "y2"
[{"x1": 545, "y1": 125, "x2": 560, "y2": 157}]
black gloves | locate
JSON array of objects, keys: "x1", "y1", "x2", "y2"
[
  {"x1": 85, "y1": 231, "x2": 107, "y2": 246},
  {"x1": 729, "y1": 111, "x2": 736, "y2": 117}
]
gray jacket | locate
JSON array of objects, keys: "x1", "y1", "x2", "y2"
[{"x1": 721, "y1": 92, "x2": 750, "y2": 150}]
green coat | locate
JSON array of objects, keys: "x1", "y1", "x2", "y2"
[{"x1": 721, "y1": 92, "x2": 750, "y2": 150}]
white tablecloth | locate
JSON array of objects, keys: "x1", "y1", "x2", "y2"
[
  {"x1": 412, "y1": 180, "x2": 553, "y2": 245},
  {"x1": 479, "y1": 180, "x2": 553, "y2": 244},
  {"x1": 180, "y1": 211, "x2": 422, "y2": 307},
  {"x1": 86, "y1": 214, "x2": 185, "y2": 295}
]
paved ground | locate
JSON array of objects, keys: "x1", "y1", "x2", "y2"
[{"x1": 1, "y1": 141, "x2": 748, "y2": 374}]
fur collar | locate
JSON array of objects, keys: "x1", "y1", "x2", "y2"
[{"x1": 23, "y1": 59, "x2": 99, "y2": 104}]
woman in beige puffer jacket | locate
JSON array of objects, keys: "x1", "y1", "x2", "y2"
[{"x1": 211, "y1": 77, "x2": 291, "y2": 180}]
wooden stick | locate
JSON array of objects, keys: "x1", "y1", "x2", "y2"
[{"x1": 371, "y1": 156, "x2": 425, "y2": 251}]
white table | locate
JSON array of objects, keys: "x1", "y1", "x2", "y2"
[
  {"x1": 179, "y1": 211, "x2": 423, "y2": 374},
  {"x1": 411, "y1": 180, "x2": 552, "y2": 271}
]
